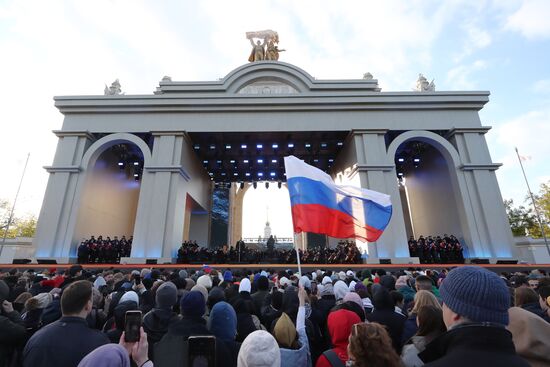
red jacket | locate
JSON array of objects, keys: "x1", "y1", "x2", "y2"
[{"x1": 316, "y1": 309, "x2": 361, "y2": 367}]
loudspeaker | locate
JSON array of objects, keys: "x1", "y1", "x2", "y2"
[
  {"x1": 37, "y1": 259, "x2": 57, "y2": 264},
  {"x1": 496, "y1": 260, "x2": 518, "y2": 264},
  {"x1": 380, "y1": 259, "x2": 392, "y2": 264},
  {"x1": 145, "y1": 259, "x2": 157, "y2": 265},
  {"x1": 471, "y1": 258, "x2": 490, "y2": 264},
  {"x1": 12, "y1": 259, "x2": 32, "y2": 264}
]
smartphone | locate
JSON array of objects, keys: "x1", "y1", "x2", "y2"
[
  {"x1": 188, "y1": 336, "x2": 216, "y2": 367},
  {"x1": 134, "y1": 275, "x2": 141, "y2": 285},
  {"x1": 124, "y1": 310, "x2": 142, "y2": 342}
]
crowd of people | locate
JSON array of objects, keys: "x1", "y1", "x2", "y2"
[
  {"x1": 407, "y1": 235, "x2": 465, "y2": 264},
  {"x1": 1, "y1": 264, "x2": 549, "y2": 367},
  {"x1": 77, "y1": 236, "x2": 133, "y2": 264},
  {"x1": 177, "y1": 240, "x2": 362, "y2": 264}
]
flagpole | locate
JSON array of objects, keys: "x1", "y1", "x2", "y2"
[
  {"x1": 515, "y1": 147, "x2": 550, "y2": 257},
  {"x1": 294, "y1": 233, "x2": 302, "y2": 276},
  {"x1": 0, "y1": 153, "x2": 30, "y2": 258}
]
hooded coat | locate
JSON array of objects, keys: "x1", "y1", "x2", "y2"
[
  {"x1": 507, "y1": 306, "x2": 550, "y2": 367},
  {"x1": 315, "y1": 309, "x2": 360, "y2": 367},
  {"x1": 209, "y1": 301, "x2": 240, "y2": 367},
  {"x1": 277, "y1": 306, "x2": 312, "y2": 367},
  {"x1": 106, "y1": 300, "x2": 139, "y2": 343},
  {"x1": 419, "y1": 323, "x2": 529, "y2": 367},
  {"x1": 366, "y1": 288, "x2": 406, "y2": 353}
]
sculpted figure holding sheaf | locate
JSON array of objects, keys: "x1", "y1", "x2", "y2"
[
  {"x1": 246, "y1": 30, "x2": 284, "y2": 62},
  {"x1": 415, "y1": 73, "x2": 435, "y2": 92}
]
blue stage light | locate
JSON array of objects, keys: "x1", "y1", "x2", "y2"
[
  {"x1": 271, "y1": 159, "x2": 277, "y2": 163},
  {"x1": 241, "y1": 144, "x2": 247, "y2": 149},
  {"x1": 288, "y1": 143, "x2": 294, "y2": 148},
  {"x1": 270, "y1": 172, "x2": 276, "y2": 177},
  {"x1": 245, "y1": 172, "x2": 251, "y2": 177},
  {"x1": 257, "y1": 159, "x2": 263, "y2": 164},
  {"x1": 256, "y1": 144, "x2": 263, "y2": 149},
  {"x1": 398, "y1": 158, "x2": 405, "y2": 163},
  {"x1": 258, "y1": 172, "x2": 264, "y2": 177},
  {"x1": 243, "y1": 159, "x2": 249, "y2": 163},
  {"x1": 272, "y1": 143, "x2": 279, "y2": 149}
]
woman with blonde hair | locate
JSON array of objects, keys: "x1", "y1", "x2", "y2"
[
  {"x1": 347, "y1": 322, "x2": 402, "y2": 367},
  {"x1": 402, "y1": 290, "x2": 441, "y2": 344}
]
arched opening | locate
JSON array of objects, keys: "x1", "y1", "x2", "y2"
[
  {"x1": 394, "y1": 138, "x2": 464, "y2": 256},
  {"x1": 74, "y1": 142, "x2": 144, "y2": 245},
  {"x1": 242, "y1": 183, "x2": 294, "y2": 249}
]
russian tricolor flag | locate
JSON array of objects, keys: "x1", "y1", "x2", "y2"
[{"x1": 284, "y1": 155, "x2": 392, "y2": 242}]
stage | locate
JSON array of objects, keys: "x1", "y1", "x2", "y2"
[{"x1": 2, "y1": 263, "x2": 549, "y2": 274}]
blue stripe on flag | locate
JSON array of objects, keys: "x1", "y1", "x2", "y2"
[{"x1": 287, "y1": 177, "x2": 392, "y2": 231}]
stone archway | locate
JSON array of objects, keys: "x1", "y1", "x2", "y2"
[
  {"x1": 62, "y1": 133, "x2": 153, "y2": 257},
  {"x1": 386, "y1": 130, "x2": 481, "y2": 257}
]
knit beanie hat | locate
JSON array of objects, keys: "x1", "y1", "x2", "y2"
[
  {"x1": 33, "y1": 292, "x2": 53, "y2": 309},
  {"x1": 119, "y1": 291, "x2": 139, "y2": 305},
  {"x1": 440, "y1": 266, "x2": 510, "y2": 325},
  {"x1": 395, "y1": 275, "x2": 409, "y2": 289},
  {"x1": 180, "y1": 291, "x2": 206, "y2": 317},
  {"x1": 197, "y1": 275, "x2": 213, "y2": 290},
  {"x1": 239, "y1": 278, "x2": 252, "y2": 293},
  {"x1": 237, "y1": 330, "x2": 281, "y2": 367},
  {"x1": 156, "y1": 281, "x2": 177, "y2": 309},
  {"x1": 334, "y1": 280, "x2": 349, "y2": 301},
  {"x1": 223, "y1": 270, "x2": 233, "y2": 282},
  {"x1": 191, "y1": 284, "x2": 209, "y2": 302},
  {"x1": 178, "y1": 270, "x2": 188, "y2": 279}
]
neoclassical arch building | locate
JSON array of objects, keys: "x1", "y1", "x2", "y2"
[{"x1": 34, "y1": 61, "x2": 514, "y2": 262}]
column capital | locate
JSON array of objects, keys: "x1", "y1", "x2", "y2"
[
  {"x1": 351, "y1": 129, "x2": 389, "y2": 135},
  {"x1": 53, "y1": 130, "x2": 95, "y2": 140},
  {"x1": 446, "y1": 126, "x2": 491, "y2": 138},
  {"x1": 44, "y1": 165, "x2": 81, "y2": 173},
  {"x1": 460, "y1": 163, "x2": 502, "y2": 171},
  {"x1": 151, "y1": 131, "x2": 186, "y2": 137}
]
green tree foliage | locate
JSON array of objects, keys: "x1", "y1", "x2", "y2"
[
  {"x1": 504, "y1": 199, "x2": 537, "y2": 236},
  {"x1": 505, "y1": 180, "x2": 550, "y2": 238},
  {"x1": 0, "y1": 199, "x2": 37, "y2": 239}
]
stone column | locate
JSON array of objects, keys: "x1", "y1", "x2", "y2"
[
  {"x1": 34, "y1": 131, "x2": 95, "y2": 259},
  {"x1": 352, "y1": 130, "x2": 410, "y2": 260},
  {"x1": 133, "y1": 132, "x2": 190, "y2": 260},
  {"x1": 448, "y1": 128, "x2": 515, "y2": 258}
]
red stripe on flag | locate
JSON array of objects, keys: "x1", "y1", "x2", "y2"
[{"x1": 291, "y1": 204, "x2": 384, "y2": 242}]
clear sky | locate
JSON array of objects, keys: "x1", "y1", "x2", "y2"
[{"x1": 1, "y1": 0, "x2": 549, "y2": 238}]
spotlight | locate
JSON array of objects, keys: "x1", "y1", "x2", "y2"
[
  {"x1": 257, "y1": 159, "x2": 264, "y2": 164},
  {"x1": 413, "y1": 158, "x2": 420, "y2": 163},
  {"x1": 270, "y1": 172, "x2": 276, "y2": 177},
  {"x1": 265, "y1": 182, "x2": 269, "y2": 189},
  {"x1": 203, "y1": 160, "x2": 209, "y2": 164},
  {"x1": 337, "y1": 142, "x2": 343, "y2": 146},
  {"x1": 398, "y1": 158, "x2": 405, "y2": 163},
  {"x1": 253, "y1": 181, "x2": 257, "y2": 189},
  {"x1": 245, "y1": 172, "x2": 251, "y2": 177},
  {"x1": 313, "y1": 159, "x2": 319, "y2": 163},
  {"x1": 134, "y1": 173, "x2": 139, "y2": 177},
  {"x1": 278, "y1": 181, "x2": 282, "y2": 189},
  {"x1": 133, "y1": 162, "x2": 139, "y2": 166},
  {"x1": 221, "y1": 172, "x2": 226, "y2": 176},
  {"x1": 272, "y1": 143, "x2": 279, "y2": 149},
  {"x1": 257, "y1": 172, "x2": 264, "y2": 177},
  {"x1": 256, "y1": 144, "x2": 263, "y2": 149},
  {"x1": 240, "y1": 182, "x2": 245, "y2": 189},
  {"x1": 209, "y1": 144, "x2": 216, "y2": 150},
  {"x1": 241, "y1": 144, "x2": 247, "y2": 149},
  {"x1": 193, "y1": 144, "x2": 200, "y2": 150},
  {"x1": 243, "y1": 159, "x2": 249, "y2": 164},
  {"x1": 271, "y1": 159, "x2": 277, "y2": 164},
  {"x1": 233, "y1": 172, "x2": 238, "y2": 176},
  {"x1": 288, "y1": 143, "x2": 294, "y2": 148},
  {"x1": 230, "y1": 159, "x2": 235, "y2": 164},
  {"x1": 216, "y1": 160, "x2": 222, "y2": 165},
  {"x1": 305, "y1": 143, "x2": 311, "y2": 149},
  {"x1": 209, "y1": 172, "x2": 213, "y2": 176},
  {"x1": 328, "y1": 158, "x2": 334, "y2": 163},
  {"x1": 320, "y1": 142, "x2": 328, "y2": 149},
  {"x1": 225, "y1": 144, "x2": 231, "y2": 149},
  {"x1": 118, "y1": 162, "x2": 124, "y2": 169},
  {"x1": 398, "y1": 172, "x2": 404, "y2": 177}
]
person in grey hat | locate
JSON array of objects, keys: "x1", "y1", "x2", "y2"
[
  {"x1": 0, "y1": 279, "x2": 26, "y2": 366},
  {"x1": 142, "y1": 282, "x2": 180, "y2": 360},
  {"x1": 419, "y1": 266, "x2": 529, "y2": 367}
]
